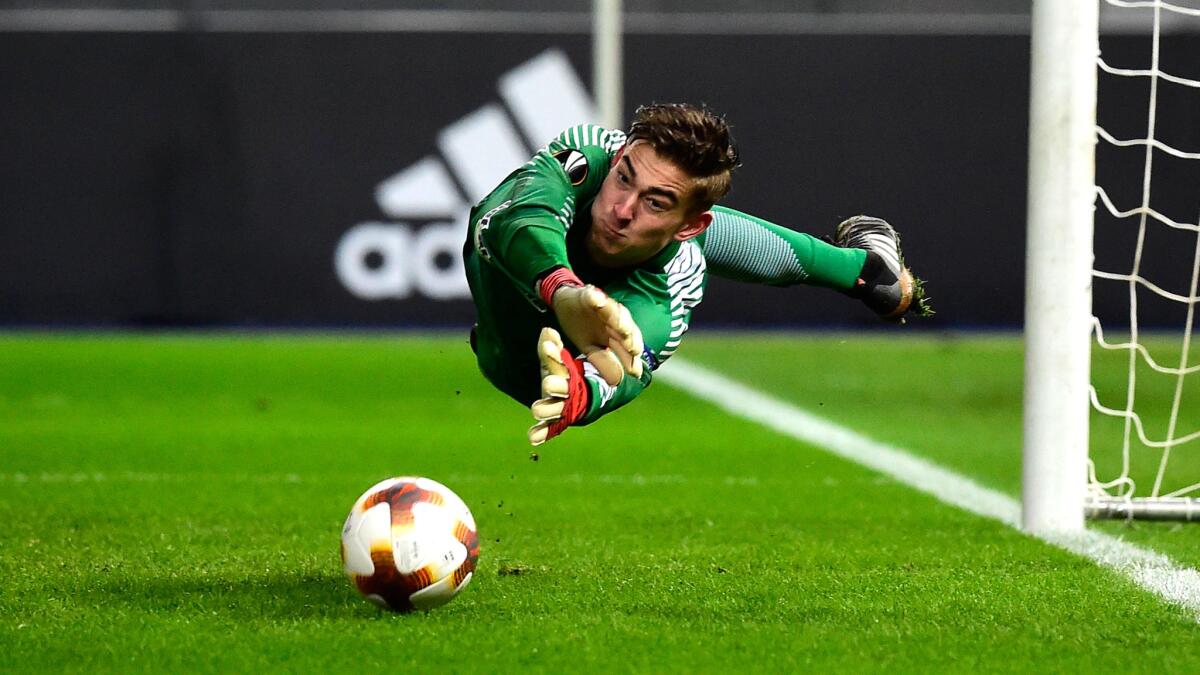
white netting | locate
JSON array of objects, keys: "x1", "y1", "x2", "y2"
[{"x1": 1089, "y1": 0, "x2": 1200, "y2": 504}]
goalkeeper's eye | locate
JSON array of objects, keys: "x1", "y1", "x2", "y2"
[{"x1": 646, "y1": 198, "x2": 667, "y2": 212}]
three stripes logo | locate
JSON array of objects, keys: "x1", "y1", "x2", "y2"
[{"x1": 335, "y1": 49, "x2": 598, "y2": 301}]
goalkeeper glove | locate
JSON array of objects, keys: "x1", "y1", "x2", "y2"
[
  {"x1": 832, "y1": 215, "x2": 932, "y2": 322},
  {"x1": 528, "y1": 327, "x2": 589, "y2": 446},
  {"x1": 538, "y1": 267, "x2": 644, "y2": 386}
]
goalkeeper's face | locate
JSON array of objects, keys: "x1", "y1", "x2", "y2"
[{"x1": 587, "y1": 140, "x2": 713, "y2": 269}]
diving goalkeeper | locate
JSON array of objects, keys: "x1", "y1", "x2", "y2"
[{"x1": 464, "y1": 103, "x2": 927, "y2": 446}]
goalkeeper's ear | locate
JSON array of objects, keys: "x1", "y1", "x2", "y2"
[{"x1": 674, "y1": 210, "x2": 712, "y2": 242}]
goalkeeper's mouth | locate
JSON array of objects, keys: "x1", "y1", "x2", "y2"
[
  {"x1": 584, "y1": 221, "x2": 634, "y2": 267},
  {"x1": 591, "y1": 218, "x2": 628, "y2": 244}
]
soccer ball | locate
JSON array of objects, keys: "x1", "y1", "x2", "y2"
[{"x1": 340, "y1": 476, "x2": 479, "y2": 612}]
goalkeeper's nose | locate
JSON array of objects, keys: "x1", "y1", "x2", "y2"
[{"x1": 612, "y1": 193, "x2": 635, "y2": 223}]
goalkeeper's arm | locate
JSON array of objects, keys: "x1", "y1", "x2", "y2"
[{"x1": 474, "y1": 208, "x2": 642, "y2": 386}]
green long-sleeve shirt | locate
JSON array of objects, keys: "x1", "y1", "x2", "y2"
[{"x1": 464, "y1": 123, "x2": 864, "y2": 426}]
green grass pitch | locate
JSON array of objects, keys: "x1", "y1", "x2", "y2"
[{"x1": 1, "y1": 332, "x2": 1198, "y2": 672}]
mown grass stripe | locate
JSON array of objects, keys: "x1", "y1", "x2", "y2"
[{"x1": 659, "y1": 357, "x2": 1200, "y2": 621}]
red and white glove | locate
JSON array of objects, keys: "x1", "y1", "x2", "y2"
[
  {"x1": 538, "y1": 268, "x2": 643, "y2": 387},
  {"x1": 528, "y1": 327, "x2": 590, "y2": 446}
]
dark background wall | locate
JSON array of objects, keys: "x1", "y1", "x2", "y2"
[{"x1": 1, "y1": 28, "x2": 1196, "y2": 329}]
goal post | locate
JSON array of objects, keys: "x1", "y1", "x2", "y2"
[
  {"x1": 1022, "y1": 0, "x2": 1099, "y2": 533},
  {"x1": 592, "y1": 0, "x2": 623, "y2": 130},
  {"x1": 1024, "y1": 0, "x2": 1200, "y2": 527}
]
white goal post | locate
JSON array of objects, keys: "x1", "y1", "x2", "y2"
[
  {"x1": 592, "y1": 0, "x2": 623, "y2": 131},
  {"x1": 1022, "y1": 1, "x2": 1099, "y2": 533},
  {"x1": 1024, "y1": 0, "x2": 1200, "y2": 530}
]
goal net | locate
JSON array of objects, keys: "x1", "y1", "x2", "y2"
[
  {"x1": 1087, "y1": 0, "x2": 1200, "y2": 521},
  {"x1": 1023, "y1": 0, "x2": 1200, "y2": 529}
]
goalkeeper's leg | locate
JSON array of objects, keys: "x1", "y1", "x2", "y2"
[{"x1": 832, "y1": 215, "x2": 932, "y2": 321}]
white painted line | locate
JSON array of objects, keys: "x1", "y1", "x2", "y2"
[
  {"x1": 658, "y1": 357, "x2": 1200, "y2": 621},
  {"x1": 0, "y1": 471, "x2": 758, "y2": 488},
  {"x1": 0, "y1": 471, "x2": 303, "y2": 484}
]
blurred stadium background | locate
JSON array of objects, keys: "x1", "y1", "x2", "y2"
[
  {"x1": 5, "y1": 2, "x2": 1200, "y2": 670},
  {"x1": 3, "y1": 0, "x2": 1194, "y2": 330}
]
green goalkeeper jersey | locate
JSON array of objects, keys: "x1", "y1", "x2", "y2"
[{"x1": 463, "y1": 123, "x2": 865, "y2": 426}]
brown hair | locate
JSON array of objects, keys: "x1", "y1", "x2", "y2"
[{"x1": 627, "y1": 103, "x2": 739, "y2": 213}]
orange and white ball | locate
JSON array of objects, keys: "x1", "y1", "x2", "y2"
[{"x1": 340, "y1": 477, "x2": 479, "y2": 612}]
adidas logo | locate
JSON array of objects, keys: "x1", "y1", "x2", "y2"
[{"x1": 335, "y1": 49, "x2": 598, "y2": 301}]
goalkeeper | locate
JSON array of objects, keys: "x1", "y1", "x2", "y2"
[{"x1": 464, "y1": 103, "x2": 927, "y2": 446}]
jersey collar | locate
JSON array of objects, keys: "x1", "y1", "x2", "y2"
[{"x1": 642, "y1": 239, "x2": 682, "y2": 271}]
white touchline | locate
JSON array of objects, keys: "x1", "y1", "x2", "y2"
[{"x1": 659, "y1": 357, "x2": 1200, "y2": 621}]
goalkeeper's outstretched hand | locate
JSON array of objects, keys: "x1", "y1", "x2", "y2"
[
  {"x1": 539, "y1": 268, "x2": 643, "y2": 386},
  {"x1": 832, "y1": 215, "x2": 933, "y2": 323},
  {"x1": 528, "y1": 327, "x2": 588, "y2": 446}
]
